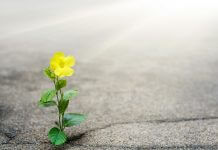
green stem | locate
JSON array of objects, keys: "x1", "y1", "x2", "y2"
[
  {"x1": 59, "y1": 88, "x2": 64, "y2": 131},
  {"x1": 54, "y1": 77, "x2": 63, "y2": 131}
]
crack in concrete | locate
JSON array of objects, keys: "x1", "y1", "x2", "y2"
[
  {"x1": 70, "y1": 144, "x2": 218, "y2": 149},
  {"x1": 0, "y1": 124, "x2": 18, "y2": 145},
  {"x1": 1, "y1": 116, "x2": 218, "y2": 147},
  {"x1": 2, "y1": 142, "x2": 218, "y2": 150},
  {"x1": 68, "y1": 116, "x2": 218, "y2": 143},
  {"x1": 0, "y1": 100, "x2": 37, "y2": 145},
  {"x1": 1, "y1": 141, "x2": 36, "y2": 145}
]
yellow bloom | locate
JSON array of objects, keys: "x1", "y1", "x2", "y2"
[{"x1": 50, "y1": 52, "x2": 75, "y2": 78}]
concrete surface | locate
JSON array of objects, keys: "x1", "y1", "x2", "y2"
[{"x1": 0, "y1": 0, "x2": 218, "y2": 149}]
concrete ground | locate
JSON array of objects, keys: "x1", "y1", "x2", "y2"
[{"x1": 0, "y1": 0, "x2": 218, "y2": 149}]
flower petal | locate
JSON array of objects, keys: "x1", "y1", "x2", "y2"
[
  {"x1": 62, "y1": 67, "x2": 74, "y2": 77},
  {"x1": 49, "y1": 52, "x2": 76, "y2": 77},
  {"x1": 54, "y1": 67, "x2": 74, "y2": 77},
  {"x1": 54, "y1": 52, "x2": 64, "y2": 58},
  {"x1": 54, "y1": 67, "x2": 62, "y2": 77},
  {"x1": 50, "y1": 52, "x2": 65, "y2": 70},
  {"x1": 50, "y1": 61, "x2": 59, "y2": 71},
  {"x1": 64, "y1": 56, "x2": 75, "y2": 67}
]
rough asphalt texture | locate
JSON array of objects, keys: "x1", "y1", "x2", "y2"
[{"x1": 1, "y1": 0, "x2": 218, "y2": 149}]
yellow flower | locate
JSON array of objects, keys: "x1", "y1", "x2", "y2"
[{"x1": 50, "y1": 52, "x2": 75, "y2": 78}]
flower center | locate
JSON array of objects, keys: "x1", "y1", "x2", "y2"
[{"x1": 59, "y1": 59, "x2": 65, "y2": 68}]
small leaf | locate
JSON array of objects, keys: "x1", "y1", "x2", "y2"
[
  {"x1": 48, "y1": 127, "x2": 67, "y2": 146},
  {"x1": 55, "y1": 79, "x2": 67, "y2": 90},
  {"x1": 63, "y1": 113, "x2": 86, "y2": 127},
  {"x1": 38, "y1": 89, "x2": 56, "y2": 108},
  {"x1": 40, "y1": 89, "x2": 56, "y2": 103},
  {"x1": 63, "y1": 90, "x2": 78, "y2": 101},
  {"x1": 44, "y1": 67, "x2": 55, "y2": 80},
  {"x1": 58, "y1": 99, "x2": 69, "y2": 114},
  {"x1": 38, "y1": 100, "x2": 56, "y2": 107}
]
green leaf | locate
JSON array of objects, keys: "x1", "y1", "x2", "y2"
[
  {"x1": 48, "y1": 127, "x2": 67, "y2": 146},
  {"x1": 40, "y1": 89, "x2": 56, "y2": 103},
  {"x1": 44, "y1": 67, "x2": 55, "y2": 80},
  {"x1": 38, "y1": 89, "x2": 56, "y2": 108},
  {"x1": 63, "y1": 90, "x2": 78, "y2": 101},
  {"x1": 58, "y1": 99, "x2": 69, "y2": 114},
  {"x1": 63, "y1": 113, "x2": 86, "y2": 127},
  {"x1": 55, "y1": 79, "x2": 66, "y2": 90},
  {"x1": 38, "y1": 100, "x2": 56, "y2": 107}
]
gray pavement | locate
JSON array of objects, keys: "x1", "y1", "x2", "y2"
[{"x1": 1, "y1": 0, "x2": 218, "y2": 149}]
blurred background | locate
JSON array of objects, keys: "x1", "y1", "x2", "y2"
[
  {"x1": 1, "y1": 0, "x2": 218, "y2": 149},
  {"x1": 1, "y1": 0, "x2": 218, "y2": 64}
]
